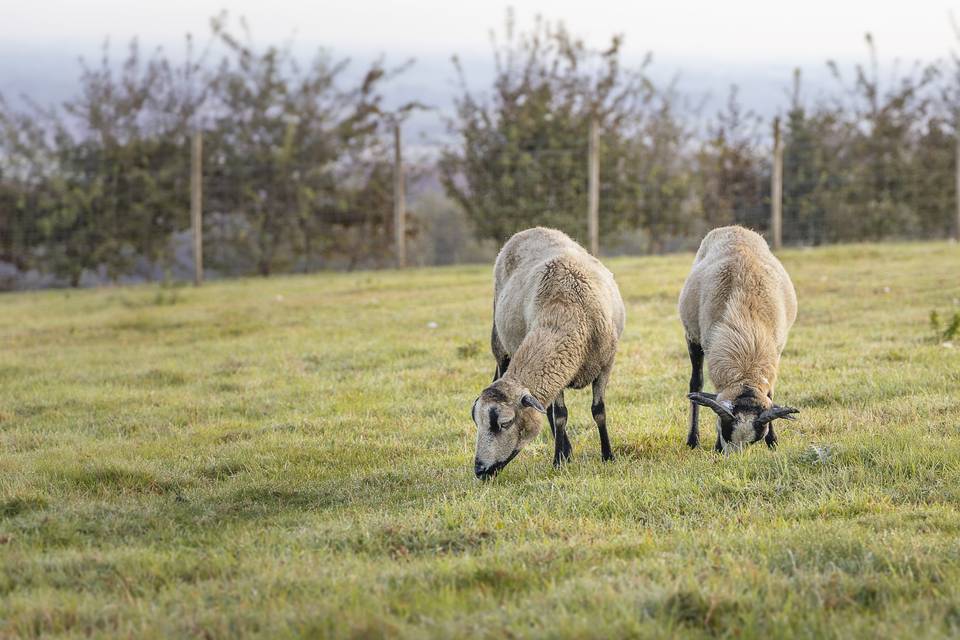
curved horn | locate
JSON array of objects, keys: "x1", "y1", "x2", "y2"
[
  {"x1": 687, "y1": 392, "x2": 735, "y2": 421},
  {"x1": 521, "y1": 394, "x2": 547, "y2": 414},
  {"x1": 757, "y1": 405, "x2": 799, "y2": 424}
]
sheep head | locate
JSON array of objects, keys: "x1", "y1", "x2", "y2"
[
  {"x1": 688, "y1": 388, "x2": 798, "y2": 454},
  {"x1": 472, "y1": 379, "x2": 546, "y2": 479}
]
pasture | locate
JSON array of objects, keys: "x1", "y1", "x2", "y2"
[{"x1": 1, "y1": 242, "x2": 960, "y2": 638}]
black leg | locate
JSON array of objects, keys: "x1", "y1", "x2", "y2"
[
  {"x1": 765, "y1": 423, "x2": 778, "y2": 449},
  {"x1": 493, "y1": 355, "x2": 510, "y2": 381},
  {"x1": 548, "y1": 391, "x2": 572, "y2": 466},
  {"x1": 491, "y1": 324, "x2": 509, "y2": 381},
  {"x1": 714, "y1": 432, "x2": 724, "y2": 453},
  {"x1": 764, "y1": 389, "x2": 777, "y2": 449},
  {"x1": 686, "y1": 340, "x2": 704, "y2": 449},
  {"x1": 592, "y1": 374, "x2": 614, "y2": 462}
]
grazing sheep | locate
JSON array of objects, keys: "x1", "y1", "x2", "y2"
[
  {"x1": 678, "y1": 226, "x2": 799, "y2": 454},
  {"x1": 471, "y1": 227, "x2": 626, "y2": 479}
]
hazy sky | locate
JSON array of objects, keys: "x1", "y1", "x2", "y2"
[
  {"x1": 3, "y1": 0, "x2": 957, "y2": 61},
  {"x1": 2, "y1": 1, "x2": 959, "y2": 140}
]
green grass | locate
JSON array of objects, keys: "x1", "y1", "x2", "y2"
[{"x1": 1, "y1": 242, "x2": 960, "y2": 638}]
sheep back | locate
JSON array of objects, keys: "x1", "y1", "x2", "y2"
[
  {"x1": 493, "y1": 227, "x2": 625, "y2": 388},
  {"x1": 678, "y1": 226, "x2": 797, "y2": 393}
]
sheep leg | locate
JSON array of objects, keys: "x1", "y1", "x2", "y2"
[
  {"x1": 765, "y1": 423, "x2": 778, "y2": 449},
  {"x1": 548, "y1": 391, "x2": 572, "y2": 466},
  {"x1": 686, "y1": 340, "x2": 704, "y2": 449},
  {"x1": 494, "y1": 356, "x2": 510, "y2": 381},
  {"x1": 764, "y1": 390, "x2": 778, "y2": 448},
  {"x1": 491, "y1": 324, "x2": 510, "y2": 381},
  {"x1": 592, "y1": 372, "x2": 614, "y2": 462}
]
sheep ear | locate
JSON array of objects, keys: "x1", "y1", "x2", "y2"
[
  {"x1": 687, "y1": 392, "x2": 735, "y2": 421},
  {"x1": 521, "y1": 394, "x2": 547, "y2": 414},
  {"x1": 757, "y1": 405, "x2": 799, "y2": 424}
]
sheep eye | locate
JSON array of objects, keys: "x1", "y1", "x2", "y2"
[{"x1": 497, "y1": 418, "x2": 515, "y2": 431}]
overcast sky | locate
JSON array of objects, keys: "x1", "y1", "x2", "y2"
[
  {"x1": 3, "y1": 0, "x2": 957, "y2": 60},
  {"x1": 2, "y1": 1, "x2": 959, "y2": 140}
]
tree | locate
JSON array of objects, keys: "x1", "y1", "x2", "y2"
[
  {"x1": 820, "y1": 35, "x2": 939, "y2": 241},
  {"x1": 0, "y1": 99, "x2": 47, "y2": 274},
  {"x1": 782, "y1": 69, "x2": 834, "y2": 245},
  {"x1": 0, "y1": 15, "x2": 413, "y2": 286},
  {"x1": 612, "y1": 85, "x2": 696, "y2": 252},
  {"x1": 0, "y1": 39, "x2": 203, "y2": 285},
  {"x1": 440, "y1": 11, "x2": 655, "y2": 247},
  {"x1": 696, "y1": 86, "x2": 768, "y2": 233},
  {"x1": 204, "y1": 16, "x2": 408, "y2": 275}
]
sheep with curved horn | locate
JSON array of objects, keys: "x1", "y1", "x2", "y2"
[{"x1": 678, "y1": 226, "x2": 799, "y2": 454}]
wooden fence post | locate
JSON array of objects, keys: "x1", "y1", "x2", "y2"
[
  {"x1": 587, "y1": 117, "x2": 599, "y2": 256},
  {"x1": 393, "y1": 122, "x2": 406, "y2": 268},
  {"x1": 771, "y1": 116, "x2": 783, "y2": 251},
  {"x1": 955, "y1": 114, "x2": 960, "y2": 241},
  {"x1": 190, "y1": 131, "x2": 203, "y2": 286}
]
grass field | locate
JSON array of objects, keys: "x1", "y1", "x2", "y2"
[{"x1": 1, "y1": 242, "x2": 960, "y2": 639}]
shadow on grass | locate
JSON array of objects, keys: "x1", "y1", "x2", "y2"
[
  {"x1": 0, "y1": 496, "x2": 48, "y2": 519},
  {"x1": 659, "y1": 588, "x2": 741, "y2": 634},
  {"x1": 52, "y1": 465, "x2": 183, "y2": 496},
  {"x1": 5, "y1": 456, "x2": 491, "y2": 551},
  {"x1": 611, "y1": 436, "x2": 665, "y2": 461},
  {"x1": 208, "y1": 486, "x2": 346, "y2": 518},
  {"x1": 131, "y1": 368, "x2": 189, "y2": 387}
]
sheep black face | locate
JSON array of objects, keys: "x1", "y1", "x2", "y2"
[
  {"x1": 472, "y1": 381, "x2": 546, "y2": 479},
  {"x1": 688, "y1": 390, "x2": 798, "y2": 454}
]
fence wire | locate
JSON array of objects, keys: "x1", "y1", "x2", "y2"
[{"x1": 1, "y1": 132, "x2": 958, "y2": 291}]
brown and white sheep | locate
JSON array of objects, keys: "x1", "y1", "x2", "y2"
[
  {"x1": 678, "y1": 225, "x2": 799, "y2": 453},
  {"x1": 471, "y1": 227, "x2": 626, "y2": 479}
]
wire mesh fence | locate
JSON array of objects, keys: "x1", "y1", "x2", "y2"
[
  {"x1": 1, "y1": 122, "x2": 959, "y2": 291},
  {"x1": 778, "y1": 139, "x2": 959, "y2": 245}
]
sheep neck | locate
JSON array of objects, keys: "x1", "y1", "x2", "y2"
[
  {"x1": 503, "y1": 312, "x2": 586, "y2": 406},
  {"x1": 708, "y1": 313, "x2": 779, "y2": 398}
]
